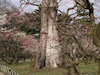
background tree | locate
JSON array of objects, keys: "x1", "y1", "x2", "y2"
[
  {"x1": 0, "y1": 30, "x2": 23, "y2": 64},
  {"x1": 5, "y1": 8, "x2": 41, "y2": 35},
  {"x1": 0, "y1": 0, "x2": 18, "y2": 14}
]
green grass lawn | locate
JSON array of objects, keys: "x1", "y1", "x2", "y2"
[
  {"x1": 79, "y1": 62, "x2": 98, "y2": 75},
  {"x1": 0, "y1": 61, "x2": 99, "y2": 75}
]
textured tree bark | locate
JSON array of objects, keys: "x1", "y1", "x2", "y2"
[
  {"x1": 39, "y1": 0, "x2": 48, "y2": 68},
  {"x1": 93, "y1": 24, "x2": 100, "y2": 47},
  {"x1": 33, "y1": 0, "x2": 48, "y2": 70},
  {"x1": 33, "y1": 0, "x2": 61, "y2": 69},
  {"x1": 45, "y1": 0, "x2": 60, "y2": 68}
]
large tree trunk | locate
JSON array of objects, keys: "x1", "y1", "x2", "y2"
[
  {"x1": 45, "y1": 0, "x2": 60, "y2": 68},
  {"x1": 33, "y1": 0, "x2": 61, "y2": 69},
  {"x1": 39, "y1": 0, "x2": 48, "y2": 68},
  {"x1": 33, "y1": 0, "x2": 48, "y2": 70}
]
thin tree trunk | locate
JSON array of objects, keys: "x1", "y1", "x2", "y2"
[{"x1": 73, "y1": 65, "x2": 80, "y2": 75}]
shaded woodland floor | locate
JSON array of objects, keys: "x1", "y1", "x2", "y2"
[{"x1": 0, "y1": 61, "x2": 98, "y2": 75}]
